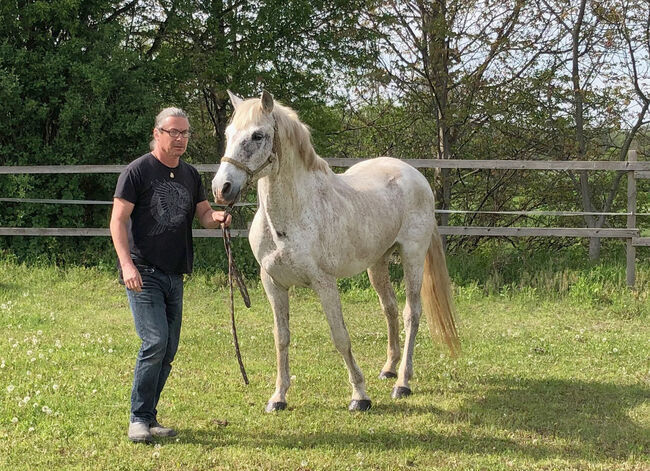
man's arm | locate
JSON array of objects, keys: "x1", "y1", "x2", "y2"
[
  {"x1": 196, "y1": 200, "x2": 232, "y2": 229},
  {"x1": 109, "y1": 198, "x2": 142, "y2": 292}
]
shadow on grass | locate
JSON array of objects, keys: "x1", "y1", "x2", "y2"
[
  {"x1": 0, "y1": 281, "x2": 20, "y2": 293},
  {"x1": 456, "y1": 375, "x2": 649, "y2": 460},
  {"x1": 173, "y1": 376, "x2": 648, "y2": 464}
]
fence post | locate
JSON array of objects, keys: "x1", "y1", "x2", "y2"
[{"x1": 627, "y1": 149, "x2": 637, "y2": 289}]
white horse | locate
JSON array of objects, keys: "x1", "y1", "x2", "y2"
[{"x1": 212, "y1": 91, "x2": 459, "y2": 412}]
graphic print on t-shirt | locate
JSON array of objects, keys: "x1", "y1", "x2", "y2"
[{"x1": 148, "y1": 179, "x2": 192, "y2": 236}]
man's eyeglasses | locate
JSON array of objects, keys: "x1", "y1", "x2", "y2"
[{"x1": 159, "y1": 128, "x2": 191, "y2": 139}]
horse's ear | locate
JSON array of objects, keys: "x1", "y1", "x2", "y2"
[
  {"x1": 227, "y1": 90, "x2": 243, "y2": 109},
  {"x1": 260, "y1": 90, "x2": 274, "y2": 114}
]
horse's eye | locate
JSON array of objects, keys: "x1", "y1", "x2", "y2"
[{"x1": 252, "y1": 132, "x2": 264, "y2": 141}]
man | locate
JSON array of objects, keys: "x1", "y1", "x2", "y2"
[{"x1": 110, "y1": 107, "x2": 230, "y2": 443}]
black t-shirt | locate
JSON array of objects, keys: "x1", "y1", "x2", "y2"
[{"x1": 114, "y1": 153, "x2": 207, "y2": 274}]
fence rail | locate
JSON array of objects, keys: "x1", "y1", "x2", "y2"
[
  {"x1": 0, "y1": 227, "x2": 249, "y2": 237},
  {"x1": 1, "y1": 155, "x2": 647, "y2": 287},
  {"x1": 3, "y1": 158, "x2": 650, "y2": 174}
]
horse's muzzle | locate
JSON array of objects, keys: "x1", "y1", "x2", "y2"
[
  {"x1": 213, "y1": 180, "x2": 241, "y2": 205},
  {"x1": 213, "y1": 159, "x2": 249, "y2": 205}
]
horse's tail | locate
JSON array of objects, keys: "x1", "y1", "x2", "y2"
[{"x1": 421, "y1": 226, "x2": 460, "y2": 357}]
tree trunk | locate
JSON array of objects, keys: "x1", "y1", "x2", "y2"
[
  {"x1": 203, "y1": 88, "x2": 228, "y2": 157},
  {"x1": 422, "y1": 0, "x2": 453, "y2": 248},
  {"x1": 572, "y1": 0, "x2": 601, "y2": 259}
]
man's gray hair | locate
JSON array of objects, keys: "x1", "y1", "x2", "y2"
[{"x1": 150, "y1": 107, "x2": 189, "y2": 150}]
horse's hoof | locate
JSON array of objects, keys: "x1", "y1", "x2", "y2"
[
  {"x1": 391, "y1": 386, "x2": 412, "y2": 399},
  {"x1": 379, "y1": 371, "x2": 397, "y2": 379},
  {"x1": 348, "y1": 399, "x2": 372, "y2": 412},
  {"x1": 265, "y1": 401, "x2": 287, "y2": 413}
]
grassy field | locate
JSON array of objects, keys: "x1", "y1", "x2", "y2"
[{"x1": 0, "y1": 260, "x2": 648, "y2": 470}]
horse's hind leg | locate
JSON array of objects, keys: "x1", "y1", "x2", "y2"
[
  {"x1": 393, "y1": 245, "x2": 426, "y2": 399},
  {"x1": 261, "y1": 269, "x2": 291, "y2": 412},
  {"x1": 367, "y1": 256, "x2": 400, "y2": 380},
  {"x1": 313, "y1": 275, "x2": 371, "y2": 411}
]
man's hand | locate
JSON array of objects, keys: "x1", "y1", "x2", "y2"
[
  {"x1": 196, "y1": 200, "x2": 232, "y2": 229},
  {"x1": 212, "y1": 210, "x2": 232, "y2": 228},
  {"x1": 122, "y1": 263, "x2": 143, "y2": 292}
]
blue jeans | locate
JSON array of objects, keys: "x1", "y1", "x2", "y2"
[{"x1": 126, "y1": 266, "x2": 184, "y2": 424}]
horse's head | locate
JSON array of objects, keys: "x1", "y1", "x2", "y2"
[{"x1": 212, "y1": 90, "x2": 278, "y2": 205}]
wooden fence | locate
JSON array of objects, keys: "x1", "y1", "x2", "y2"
[{"x1": 1, "y1": 152, "x2": 648, "y2": 287}]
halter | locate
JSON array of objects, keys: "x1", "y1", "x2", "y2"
[{"x1": 219, "y1": 121, "x2": 281, "y2": 186}]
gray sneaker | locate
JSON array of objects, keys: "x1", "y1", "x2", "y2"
[
  {"x1": 128, "y1": 421, "x2": 152, "y2": 443},
  {"x1": 149, "y1": 420, "x2": 177, "y2": 437}
]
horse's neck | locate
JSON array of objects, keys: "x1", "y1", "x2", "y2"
[{"x1": 258, "y1": 148, "x2": 328, "y2": 228}]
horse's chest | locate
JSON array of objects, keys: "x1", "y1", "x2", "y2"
[
  {"x1": 259, "y1": 244, "x2": 310, "y2": 287},
  {"x1": 250, "y1": 222, "x2": 311, "y2": 286}
]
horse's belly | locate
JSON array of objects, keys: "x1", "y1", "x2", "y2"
[{"x1": 333, "y1": 258, "x2": 379, "y2": 278}]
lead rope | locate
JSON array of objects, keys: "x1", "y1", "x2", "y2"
[{"x1": 221, "y1": 205, "x2": 250, "y2": 385}]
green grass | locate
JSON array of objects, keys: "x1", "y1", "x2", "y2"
[{"x1": 0, "y1": 260, "x2": 648, "y2": 470}]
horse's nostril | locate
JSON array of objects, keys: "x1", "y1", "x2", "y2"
[{"x1": 222, "y1": 181, "x2": 231, "y2": 195}]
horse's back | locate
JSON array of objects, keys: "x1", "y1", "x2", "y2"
[
  {"x1": 339, "y1": 157, "x2": 434, "y2": 213},
  {"x1": 341, "y1": 157, "x2": 432, "y2": 194}
]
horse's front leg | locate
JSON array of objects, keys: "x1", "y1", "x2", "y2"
[
  {"x1": 312, "y1": 276, "x2": 371, "y2": 411},
  {"x1": 261, "y1": 269, "x2": 290, "y2": 412}
]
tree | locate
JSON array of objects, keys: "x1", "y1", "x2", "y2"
[
  {"x1": 140, "y1": 0, "x2": 382, "y2": 161},
  {"x1": 0, "y1": 0, "x2": 179, "y2": 262},
  {"x1": 325, "y1": 0, "x2": 560, "y2": 253},
  {"x1": 539, "y1": 0, "x2": 650, "y2": 259},
  {"x1": 350, "y1": 0, "x2": 554, "y2": 234},
  {"x1": 333, "y1": 0, "x2": 650, "y2": 256}
]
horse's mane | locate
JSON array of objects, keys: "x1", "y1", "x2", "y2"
[{"x1": 231, "y1": 98, "x2": 329, "y2": 173}]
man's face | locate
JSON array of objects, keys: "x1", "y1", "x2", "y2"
[{"x1": 153, "y1": 116, "x2": 190, "y2": 159}]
